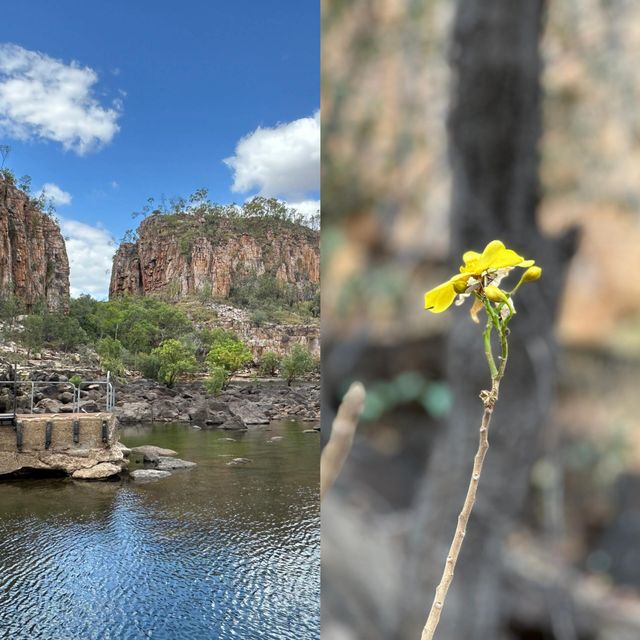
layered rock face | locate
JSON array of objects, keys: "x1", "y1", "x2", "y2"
[
  {"x1": 109, "y1": 214, "x2": 319, "y2": 299},
  {"x1": 0, "y1": 176, "x2": 70, "y2": 312}
]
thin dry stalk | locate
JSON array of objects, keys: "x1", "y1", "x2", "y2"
[
  {"x1": 422, "y1": 303, "x2": 509, "y2": 639},
  {"x1": 421, "y1": 379, "x2": 500, "y2": 640},
  {"x1": 320, "y1": 381, "x2": 366, "y2": 500}
]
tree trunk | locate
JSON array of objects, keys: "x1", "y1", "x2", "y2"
[{"x1": 403, "y1": 1, "x2": 577, "y2": 638}]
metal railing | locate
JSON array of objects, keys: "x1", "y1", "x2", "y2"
[{"x1": 0, "y1": 370, "x2": 114, "y2": 416}]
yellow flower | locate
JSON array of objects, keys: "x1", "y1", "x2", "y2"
[{"x1": 424, "y1": 240, "x2": 534, "y2": 313}]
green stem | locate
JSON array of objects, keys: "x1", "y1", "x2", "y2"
[{"x1": 483, "y1": 320, "x2": 498, "y2": 379}]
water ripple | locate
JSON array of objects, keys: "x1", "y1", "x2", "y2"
[{"x1": 0, "y1": 421, "x2": 319, "y2": 640}]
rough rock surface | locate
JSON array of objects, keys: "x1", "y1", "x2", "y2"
[
  {"x1": 130, "y1": 469, "x2": 171, "y2": 481},
  {"x1": 155, "y1": 457, "x2": 197, "y2": 470},
  {"x1": 129, "y1": 445, "x2": 178, "y2": 462},
  {"x1": 72, "y1": 462, "x2": 121, "y2": 479},
  {"x1": 203, "y1": 303, "x2": 320, "y2": 358},
  {"x1": 113, "y1": 379, "x2": 320, "y2": 427},
  {"x1": 109, "y1": 213, "x2": 319, "y2": 300},
  {"x1": 228, "y1": 400, "x2": 270, "y2": 425},
  {"x1": 0, "y1": 414, "x2": 126, "y2": 479},
  {"x1": 0, "y1": 176, "x2": 69, "y2": 311}
]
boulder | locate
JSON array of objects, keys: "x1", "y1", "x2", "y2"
[
  {"x1": 59, "y1": 391, "x2": 74, "y2": 404},
  {"x1": 229, "y1": 400, "x2": 270, "y2": 426},
  {"x1": 151, "y1": 399, "x2": 181, "y2": 421},
  {"x1": 221, "y1": 416, "x2": 247, "y2": 431},
  {"x1": 155, "y1": 457, "x2": 197, "y2": 470},
  {"x1": 129, "y1": 445, "x2": 177, "y2": 462},
  {"x1": 130, "y1": 469, "x2": 171, "y2": 481},
  {"x1": 72, "y1": 463, "x2": 121, "y2": 480},
  {"x1": 79, "y1": 400, "x2": 99, "y2": 413},
  {"x1": 35, "y1": 397, "x2": 63, "y2": 413},
  {"x1": 204, "y1": 411, "x2": 228, "y2": 426},
  {"x1": 114, "y1": 401, "x2": 153, "y2": 424}
]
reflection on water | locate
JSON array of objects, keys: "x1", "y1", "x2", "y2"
[{"x1": 0, "y1": 420, "x2": 320, "y2": 639}]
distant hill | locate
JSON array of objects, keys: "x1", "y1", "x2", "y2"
[{"x1": 109, "y1": 208, "x2": 319, "y2": 303}]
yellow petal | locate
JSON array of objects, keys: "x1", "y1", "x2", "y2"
[
  {"x1": 424, "y1": 280, "x2": 457, "y2": 313},
  {"x1": 462, "y1": 250, "x2": 481, "y2": 265},
  {"x1": 479, "y1": 240, "x2": 528, "y2": 271}
]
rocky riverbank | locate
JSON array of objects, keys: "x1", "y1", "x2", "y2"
[
  {"x1": 114, "y1": 378, "x2": 320, "y2": 428},
  {"x1": 1, "y1": 368, "x2": 320, "y2": 429}
]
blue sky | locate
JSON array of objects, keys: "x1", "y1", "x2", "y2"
[{"x1": 0, "y1": 1, "x2": 319, "y2": 298}]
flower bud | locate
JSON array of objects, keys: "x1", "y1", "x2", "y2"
[
  {"x1": 483, "y1": 285, "x2": 508, "y2": 303},
  {"x1": 453, "y1": 280, "x2": 468, "y2": 294},
  {"x1": 522, "y1": 266, "x2": 542, "y2": 282}
]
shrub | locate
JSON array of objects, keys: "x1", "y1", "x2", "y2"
[
  {"x1": 250, "y1": 309, "x2": 268, "y2": 327},
  {"x1": 207, "y1": 337, "x2": 252, "y2": 374},
  {"x1": 20, "y1": 315, "x2": 44, "y2": 356},
  {"x1": 258, "y1": 351, "x2": 280, "y2": 377},
  {"x1": 204, "y1": 366, "x2": 226, "y2": 395},
  {"x1": 96, "y1": 336, "x2": 123, "y2": 361},
  {"x1": 137, "y1": 352, "x2": 162, "y2": 381},
  {"x1": 101, "y1": 356, "x2": 125, "y2": 378},
  {"x1": 280, "y1": 344, "x2": 315, "y2": 386},
  {"x1": 151, "y1": 339, "x2": 197, "y2": 387},
  {"x1": 206, "y1": 336, "x2": 252, "y2": 388}
]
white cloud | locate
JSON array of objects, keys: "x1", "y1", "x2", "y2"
[
  {"x1": 39, "y1": 182, "x2": 71, "y2": 206},
  {"x1": 286, "y1": 199, "x2": 320, "y2": 219},
  {"x1": 59, "y1": 218, "x2": 114, "y2": 299},
  {"x1": 0, "y1": 43, "x2": 121, "y2": 154},
  {"x1": 225, "y1": 111, "x2": 319, "y2": 199}
]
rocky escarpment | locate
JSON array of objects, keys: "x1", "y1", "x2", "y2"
[
  {"x1": 0, "y1": 176, "x2": 69, "y2": 311},
  {"x1": 203, "y1": 303, "x2": 320, "y2": 358},
  {"x1": 109, "y1": 213, "x2": 319, "y2": 300}
]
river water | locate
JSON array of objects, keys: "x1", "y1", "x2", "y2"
[{"x1": 0, "y1": 420, "x2": 320, "y2": 640}]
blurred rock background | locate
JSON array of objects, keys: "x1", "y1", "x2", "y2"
[{"x1": 322, "y1": 0, "x2": 640, "y2": 638}]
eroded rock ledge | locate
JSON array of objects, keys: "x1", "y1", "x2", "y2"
[{"x1": 0, "y1": 413, "x2": 126, "y2": 480}]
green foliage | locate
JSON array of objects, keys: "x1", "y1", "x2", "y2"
[
  {"x1": 151, "y1": 339, "x2": 197, "y2": 387},
  {"x1": 206, "y1": 337, "x2": 252, "y2": 375},
  {"x1": 21, "y1": 315, "x2": 44, "y2": 355},
  {"x1": 197, "y1": 282, "x2": 213, "y2": 303},
  {"x1": 250, "y1": 309, "x2": 268, "y2": 327},
  {"x1": 198, "y1": 327, "x2": 238, "y2": 351},
  {"x1": 69, "y1": 374, "x2": 82, "y2": 387},
  {"x1": 101, "y1": 356, "x2": 125, "y2": 377},
  {"x1": 95, "y1": 336, "x2": 124, "y2": 375},
  {"x1": 41, "y1": 314, "x2": 86, "y2": 352},
  {"x1": 229, "y1": 272, "x2": 319, "y2": 320},
  {"x1": 70, "y1": 295, "x2": 191, "y2": 354},
  {"x1": 0, "y1": 294, "x2": 23, "y2": 327},
  {"x1": 280, "y1": 344, "x2": 316, "y2": 386},
  {"x1": 131, "y1": 190, "x2": 314, "y2": 230},
  {"x1": 258, "y1": 351, "x2": 280, "y2": 377},
  {"x1": 0, "y1": 167, "x2": 15, "y2": 185},
  {"x1": 137, "y1": 352, "x2": 162, "y2": 381},
  {"x1": 96, "y1": 336, "x2": 123, "y2": 360},
  {"x1": 204, "y1": 366, "x2": 226, "y2": 395}
]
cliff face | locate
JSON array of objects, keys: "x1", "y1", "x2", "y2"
[
  {"x1": 0, "y1": 177, "x2": 70, "y2": 312},
  {"x1": 109, "y1": 214, "x2": 319, "y2": 300}
]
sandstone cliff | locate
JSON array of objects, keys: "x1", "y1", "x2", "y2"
[
  {"x1": 0, "y1": 175, "x2": 70, "y2": 312},
  {"x1": 109, "y1": 213, "x2": 319, "y2": 300}
]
